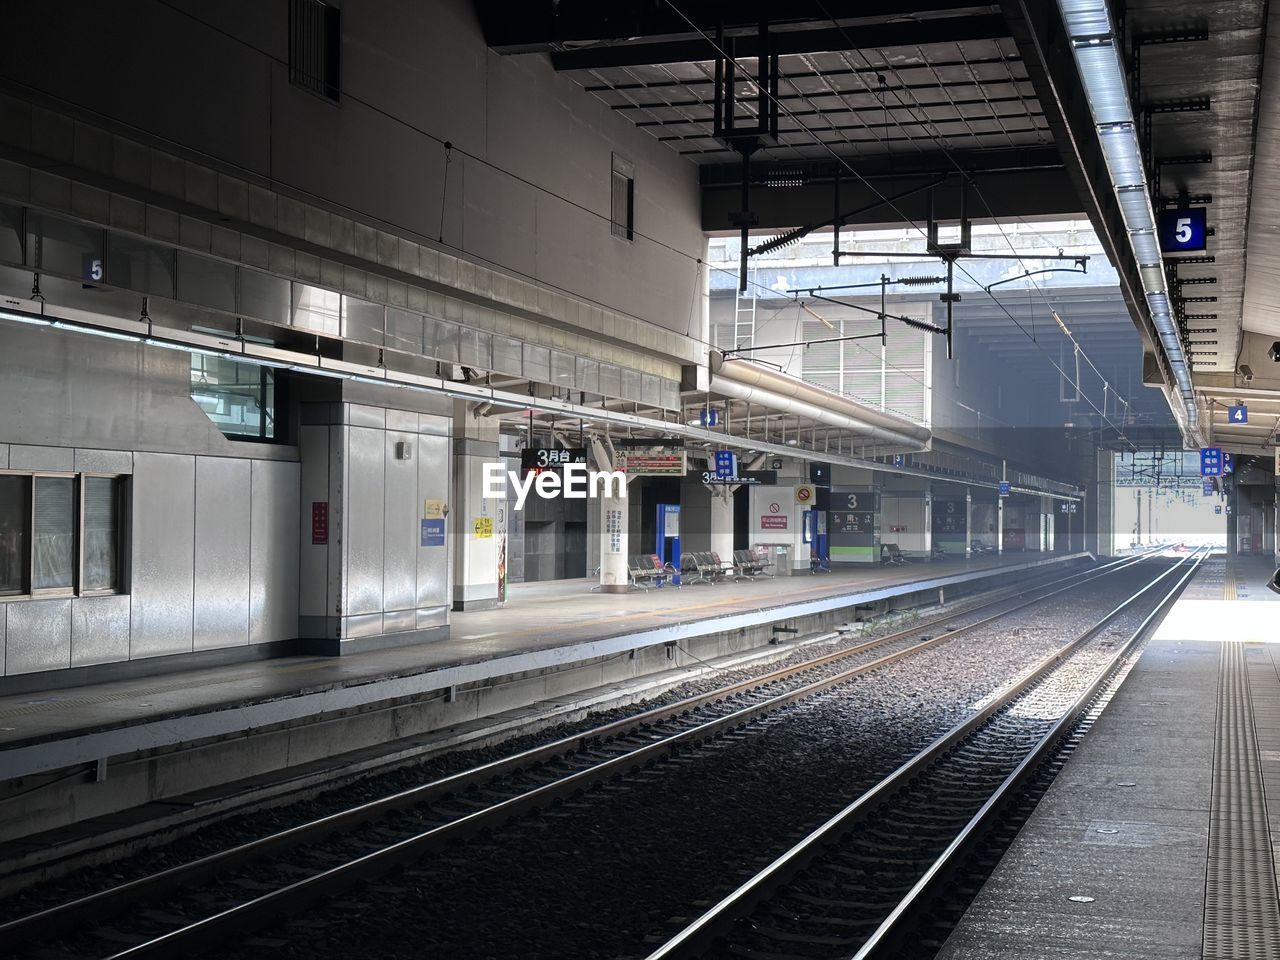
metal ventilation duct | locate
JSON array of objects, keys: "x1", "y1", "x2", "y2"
[{"x1": 708, "y1": 351, "x2": 931, "y2": 451}]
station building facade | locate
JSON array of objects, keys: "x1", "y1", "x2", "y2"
[{"x1": 0, "y1": 0, "x2": 1111, "y2": 684}]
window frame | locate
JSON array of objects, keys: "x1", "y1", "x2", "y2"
[
  {"x1": 0, "y1": 470, "x2": 128, "y2": 601},
  {"x1": 29, "y1": 471, "x2": 78, "y2": 598},
  {"x1": 78, "y1": 472, "x2": 128, "y2": 598}
]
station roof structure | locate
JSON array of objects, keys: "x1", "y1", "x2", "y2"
[{"x1": 479, "y1": 0, "x2": 1280, "y2": 460}]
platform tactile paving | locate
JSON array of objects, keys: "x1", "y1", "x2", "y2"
[{"x1": 1202, "y1": 641, "x2": 1280, "y2": 960}]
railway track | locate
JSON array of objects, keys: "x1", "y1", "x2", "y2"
[
  {"x1": 645, "y1": 548, "x2": 1205, "y2": 960},
  {"x1": 1, "y1": 551, "x2": 1163, "y2": 959}
]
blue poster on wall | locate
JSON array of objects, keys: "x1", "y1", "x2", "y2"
[{"x1": 421, "y1": 518, "x2": 445, "y2": 547}]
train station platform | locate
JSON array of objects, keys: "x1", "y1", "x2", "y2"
[
  {"x1": 0, "y1": 552, "x2": 1083, "y2": 787},
  {"x1": 938, "y1": 554, "x2": 1280, "y2": 960}
]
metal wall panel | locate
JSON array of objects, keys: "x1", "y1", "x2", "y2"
[
  {"x1": 344, "y1": 427, "x2": 385, "y2": 617},
  {"x1": 382, "y1": 607, "x2": 416, "y2": 633},
  {"x1": 523, "y1": 343, "x2": 551, "y2": 382},
  {"x1": 342, "y1": 613, "x2": 384, "y2": 639},
  {"x1": 491, "y1": 336, "x2": 523, "y2": 376},
  {"x1": 416, "y1": 605, "x2": 448, "y2": 630},
  {"x1": 346, "y1": 403, "x2": 385, "y2": 429},
  {"x1": 416, "y1": 433, "x2": 451, "y2": 610},
  {"x1": 342, "y1": 295, "x2": 385, "y2": 345},
  {"x1": 384, "y1": 307, "x2": 423, "y2": 354},
  {"x1": 0, "y1": 443, "x2": 7, "y2": 468},
  {"x1": 386, "y1": 409, "x2": 418, "y2": 433},
  {"x1": 0, "y1": 605, "x2": 5, "y2": 674},
  {"x1": 71, "y1": 594, "x2": 131, "y2": 666},
  {"x1": 194, "y1": 457, "x2": 251, "y2": 650},
  {"x1": 7, "y1": 599, "x2": 71, "y2": 674},
  {"x1": 74, "y1": 448, "x2": 134, "y2": 473},
  {"x1": 130, "y1": 452, "x2": 195, "y2": 658},
  {"x1": 250, "y1": 459, "x2": 300, "y2": 644},
  {"x1": 575, "y1": 357, "x2": 599, "y2": 394},
  {"x1": 383, "y1": 431, "x2": 418, "y2": 614},
  {"x1": 599, "y1": 363, "x2": 622, "y2": 398},
  {"x1": 551, "y1": 350, "x2": 575, "y2": 388}
]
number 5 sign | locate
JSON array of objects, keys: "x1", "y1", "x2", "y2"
[{"x1": 1158, "y1": 208, "x2": 1207, "y2": 254}]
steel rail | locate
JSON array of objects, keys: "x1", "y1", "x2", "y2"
[
  {"x1": 848, "y1": 547, "x2": 1208, "y2": 960},
  {"x1": 0, "y1": 552, "x2": 1153, "y2": 954},
  {"x1": 644, "y1": 548, "x2": 1201, "y2": 959}
]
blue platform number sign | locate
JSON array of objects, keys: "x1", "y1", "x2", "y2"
[
  {"x1": 714, "y1": 449, "x2": 736, "y2": 479},
  {"x1": 1222, "y1": 452, "x2": 1234, "y2": 475},
  {"x1": 699, "y1": 408, "x2": 719, "y2": 428},
  {"x1": 1158, "y1": 207, "x2": 1207, "y2": 255},
  {"x1": 420, "y1": 518, "x2": 445, "y2": 547},
  {"x1": 1203, "y1": 480, "x2": 1215, "y2": 496},
  {"x1": 893, "y1": 454, "x2": 905, "y2": 468},
  {"x1": 998, "y1": 481, "x2": 1010, "y2": 498},
  {"x1": 1215, "y1": 505, "x2": 1223, "y2": 515},
  {"x1": 1227, "y1": 405, "x2": 1248, "y2": 424},
  {"x1": 1200, "y1": 447, "x2": 1223, "y2": 477}
]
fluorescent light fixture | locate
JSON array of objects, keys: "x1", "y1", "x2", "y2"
[
  {"x1": 1129, "y1": 231, "x2": 1160, "y2": 266},
  {"x1": 1116, "y1": 186, "x2": 1156, "y2": 233},
  {"x1": 1096, "y1": 125, "x2": 1145, "y2": 189},
  {"x1": 0, "y1": 309, "x2": 51, "y2": 326},
  {"x1": 1059, "y1": 0, "x2": 1113, "y2": 36},
  {"x1": 1072, "y1": 44, "x2": 1131, "y2": 125},
  {"x1": 1057, "y1": 0, "x2": 1197, "y2": 427}
]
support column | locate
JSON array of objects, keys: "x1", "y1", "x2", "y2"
[
  {"x1": 710, "y1": 489, "x2": 735, "y2": 560},
  {"x1": 599, "y1": 492, "x2": 629, "y2": 592},
  {"x1": 451, "y1": 402, "x2": 500, "y2": 611},
  {"x1": 996, "y1": 495, "x2": 1005, "y2": 555},
  {"x1": 965, "y1": 489, "x2": 972, "y2": 557}
]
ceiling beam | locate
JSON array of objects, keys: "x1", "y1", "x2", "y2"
[
  {"x1": 702, "y1": 164, "x2": 1079, "y2": 232},
  {"x1": 478, "y1": 1, "x2": 994, "y2": 52},
  {"x1": 547, "y1": 15, "x2": 1010, "y2": 70}
]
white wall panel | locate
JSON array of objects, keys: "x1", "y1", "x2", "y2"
[
  {"x1": 130, "y1": 452, "x2": 195, "y2": 657},
  {"x1": 71, "y1": 594, "x2": 131, "y2": 666},
  {"x1": 250, "y1": 459, "x2": 300, "y2": 644},
  {"x1": 383, "y1": 432, "x2": 417, "y2": 618},
  {"x1": 194, "y1": 457, "x2": 251, "y2": 650},
  {"x1": 7, "y1": 599, "x2": 71, "y2": 674},
  {"x1": 416, "y1": 433, "x2": 451, "y2": 611},
  {"x1": 344, "y1": 427, "x2": 385, "y2": 618}
]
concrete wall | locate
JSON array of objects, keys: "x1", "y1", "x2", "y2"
[
  {"x1": 0, "y1": 326, "x2": 299, "y2": 677},
  {"x1": 0, "y1": 0, "x2": 704, "y2": 347}
]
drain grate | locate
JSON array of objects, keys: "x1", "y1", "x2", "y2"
[{"x1": 1202, "y1": 642, "x2": 1280, "y2": 959}]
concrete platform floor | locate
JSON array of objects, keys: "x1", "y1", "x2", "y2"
[
  {"x1": 937, "y1": 554, "x2": 1280, "y2": 960},
  {"x1": 0, "y1": 551, "x2": 1083, "y2": 780}
]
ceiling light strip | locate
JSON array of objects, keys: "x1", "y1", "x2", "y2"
[{"x1": 1058, "y1": 0, "x2": 1198, "y2": 434}]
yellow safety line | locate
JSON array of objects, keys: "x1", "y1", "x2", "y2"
[{"x1": 1224, "y1": 564, "x2": 1237, "y2": 602}]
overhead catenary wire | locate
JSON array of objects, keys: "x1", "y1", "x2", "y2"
[
  {"x1": 663, "y1": 0, "x2": 1137, "y2": 448},
  {"x1": 807, "y1": 0, "x2": 1142, "y2": 445}
]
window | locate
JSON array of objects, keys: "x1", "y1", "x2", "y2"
[
  {"x1": 191, "y1": 355, "x2": 278, "y2": 441},
  {"x1": 290, "y1": 0, "x2": 341, "y2": 101},
  {"x1": 82, "y1": 477, "x2": 122, "y2": 592},
  {"x1": 0, "y1": 473, "x2": 126, "y2": 597},
  {"x1": 611, "y1": 154, "x2": 634, "y2": 241},
  {"x1": 0, "y1": 475, "x2": 29, "y2": 596},
  {"x1": 33, "y1": 477, "x2": 75, "y2": 590}
]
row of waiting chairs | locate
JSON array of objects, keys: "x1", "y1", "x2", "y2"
[
  {"x1": 680, "y1": 549, "x2": 774, "y2": 585},
  {"x1": 624, "y1": 550, "x2": 777, "y2": 589}
]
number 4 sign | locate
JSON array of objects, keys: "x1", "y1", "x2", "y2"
[{"x1": 1227, "y1": 405, "x2": 1248, "y2": 424}]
